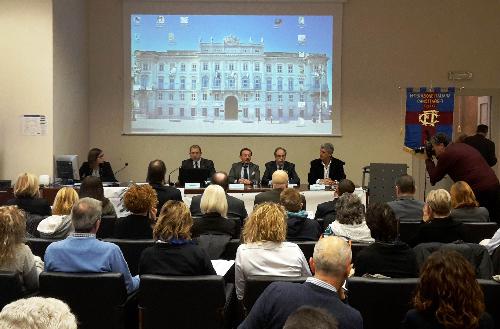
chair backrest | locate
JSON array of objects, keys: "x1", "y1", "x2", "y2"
[
  {"x1": 220, "y1": 239, "x2": 240, "y2": 260},
  {"x1": 139, "y1": 274, "x2": 227, "y2": 329},
  {"x1": 39, "y1": 272, "x2": 127, "y2": 329},
  {"x1": 399, "y1": 221, "x2": 499, "y2": 244},
  {"x1": 0, "y1": 271, "x2": 25, "y2": 310},
  {"x1": 103, "y1": 239, "x2": 155, "y2": 276},
  {"x1": 478, "y1": 279, "x2": 500, "y2": 329},
  {"x1": 26, "y1": 237, "x2": 59, "y2": 259},
  {"x1": 295, "y1": 241, "x2": 316, "y2": 261},
  {"x1": 347, "y1": 277, "x2": 418, "y2": 329},
  {"x1": 242, "y1": 275, "x2": 308, "y2": 314},
  {"x1": 96, "y1": 215, "x2": 117, "y2": 239},
  {"x1": 351, "y1": 242, "x2": 371, "y2": 261}
]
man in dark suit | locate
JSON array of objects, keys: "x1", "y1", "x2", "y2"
[
  {"x1": 308, "y1": 143, "x2": 346, "y2": 186},
  {"x1": 314, "y1": 179, "x2": 355, "y2": 227},
  {"x1": 180, "y1": 145, "x2": 216, "y2": 178},
  {"x1": 238, "y1": 236, "x2": 363, "y2": 329},
  {"x1": 190, "y1": 171, "x2": 248, "y2": 222},
  {"x1": 254, "y1": 170, "x2": 306, "y2": 210},
  {"x1": 387, "y1": 174, "x2": 424, "y2": 222},
  {"x1": 228, "y1": 148, "x2": 260, "y2": 186},
  {"x1": 146, "y1": 159, "x2": 182, "y2": 213},
  {"x1": 464, "y1": 124, "x2": 497, "y2": 167},
  {"x1": 261, "y1": 147, "x2": 300, "y2": 186}
]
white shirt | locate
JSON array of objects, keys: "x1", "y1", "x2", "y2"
[
  {"x1": 192, "y1": 160, "x2": 200, "y2": 168},
  {"x1": 235, "y1": 241, "x2": 312, "y2": 300}
]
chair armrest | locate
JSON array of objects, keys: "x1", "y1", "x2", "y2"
[
  {"x1": 116, "y1": 290, "x2": 138, "y2": 329},
  {"x1": 223, "y1": 283, "x2": 236, "y2": 329}
]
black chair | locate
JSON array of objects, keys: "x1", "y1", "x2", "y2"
[
  {"x1": 39, "y1": 272, "x2": 136, "y2": 329},
  {"x1": 478, "y1": 279, "x2": 500, "y2": 329},
  {"x1": 139, "y1": 274, "x2": 234, "y2": 329},
  {"x1": 96, "y1": 215, "x2": 117, "y2": 239},
  {"x1": 351, "y1": 242, "x2": 371, "y2": 261},
  {"x1": 491, "y1": 246, "x2": 500, "y2": 274},
  {"x1": 295, "y1": 241, "x2": 316, "y2": 261},
  {"x1": 242, "y1": 275, "x2": 308, "y2": 315},
  {"x1": 220, "y1": 239, "x2": 240, "y2": 260},
  {"x1": 347, "y1": 277, "x2": 418, "y2": 329},
  {"x1": 399, "y1": 221, "x2": 499, "y2": 244},
  {"x1": 0, "y1": 272, "x2": 25, "y2": 310},
  {"x1": 26, "y1": 237, "x2": 59, "y2": 259},
  {"x1": 103, "y1": 239, "x2": 155, "y2": 276}
]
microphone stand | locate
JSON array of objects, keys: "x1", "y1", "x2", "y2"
[{"x1": 168, "y1": 167, "x2": 180, "y2": 186}]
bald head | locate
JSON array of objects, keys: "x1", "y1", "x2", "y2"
[
  {"x1": 211, "y1": 171, "x2": 229, "y2": 191},
  {"x1": 272, "y1": 170, "x2": 289, "y2": 189},
  {"x1": 313, "y1": 236, "x2": 352, "y2": 279}
]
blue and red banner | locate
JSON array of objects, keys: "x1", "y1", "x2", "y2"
[{"x1": 405, "y1": 87, "x2": 455, "y2": 150}]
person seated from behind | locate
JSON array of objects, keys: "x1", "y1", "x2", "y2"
[
  {"x1": 0, "y1": 206, "x2": 44, "y2": 292},
  {"x1": 0, "y1": 297, "x2": 77, "y2": 329},
  {"x1": 114, "y1": 184, "x2": 158, "y2": 239},
  {"x1": 79, "y1": 176, "x2": 116, "y2": 217},
  {"x1": 44, "y1": 198, "x2": 139, "y2": 293},
  {"x1": 280, "y1": 188, "x2": 321, "y2": 241},
  {"x1": 409, "y1": 189, "x2": 464, "y2": 247},
  {"x1": 314, "y1": 179, "x2": 356, "y2": 227},
  {"x1": 235, "y1": 202, "x2": 311, "y2": 300},
  {"x1": 283, "y1": 306, "x2": 338, "y2": 329},
  {"x1": 323, "y1": 193, "x2": 374, "y2": 243},
  {"x1": 37, "y1": 187, "x2": 78, "y2": 239},
  {"x1": 387, "y1": 174, "x2": 424, "y2": 222},
  {"x1": 192, "y1": 184, "x2": 239, "y2": 239},
  {"x1": 254, "y1": 170, "x2": 306, "y2": 210},
  {"x1": 354, "y1": 203, "x2": 418, "y2": 278},
  {"x1": 402, "y1": 250, "x2": 494, "y2": 329},
  {"x1": 139, "y1": 201, "x2": 216, "y2": 276},
  {"x1": 450, "y1": 181, "x2": 489, "y2": 222},
  {"x1": 146, "y1": 159, "x2": 183, "y2": 213}
]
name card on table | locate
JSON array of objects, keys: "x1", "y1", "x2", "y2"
[
  {"x1": 229, "y1": 183, "x2": 245, "y2": 190},
  {"x1": 184, "y1": 182, "x2": 201, "y2": 189},
  {"x1": 288, "y1": 184, "x2": 297, "y2": 188},
  {"x1": 309, "y1": 184, "x2": 326, "y2": 191}
]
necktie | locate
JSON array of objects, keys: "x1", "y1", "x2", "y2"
[
  {"x1": 243, "y1": 164, "x2": 249, "y2": 179},
  {"x1": 194, "y1": 162, "x2": 199, "y2": 169}
]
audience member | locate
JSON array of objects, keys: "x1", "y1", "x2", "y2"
[
  {"x1": 114, "y1": 184, "x2": 158, "y2": 239},
  {"x1": 280, "y1": 188, "x2": 321, "y2": 241},
  {"x1": 387, "y1": 174, "x2": 424, "y2": 221},
  {"x1": 139, "y1": 200, "x2": 216, "y2": 276},
  {"x1": 354, "y1": 203, "x2": 417, "y2": 278},
  {"x1": 79, "y1": 176, "x2": 116, "y2": 217},
  {"x1": 37, "y1": 187, "x2": 78, "y2": 239},
  {"x1": 44, "y1": 198, "x2": 139, "y2": 293},
  {"x1": 307, "y1": 143, "x2": 346, "y2": 186},
  {"x1": 464, "y1": 124, "x2": 497, "y2": 167},
  {"x1": 192, "y1": 184, "x2": 239, "y2": 238},
  {"x1": 79, "y1": 147, "x2": 117, "y2": 182},
  {"x1": 283, "y1": 306, "x2": 338, "y2": 329},
  {"x1": 323, "y1": 193, "x2": 374, "y2": 243},
  {"x1": 0, "y1": 297, "x2": 77, "y2": 329},
  {"x1": 3, "y1": 172, "x2": 51, "y2": 216},
  {"x1": 315, "y1": 179, "x2": 356, "y2": 227},
  {"x1": 190, "y1": 171, "x2": 248, "y2": 222},
  {"x1": 254, "y1": 170, "x2": 306, "y2": 209},
  {"x1": 235, "y1": 203, "x2": 311, "y2": 300},
  {"x1": 239, "y1": 236, "x2": 362, "y2": 329},
  {"x1": 146, "y1": 159, "x2": 183, "y2": 213},
  {"x1": 450, "y1": 181, "x2": 489, "y2": 222},
  {"x1": 0, "y1": 206, "x2": 43, "y2": 291},
  {"x1": 402, "y1": 250, "x2": 494, "y2": 329},
  {"x1": 410, "y1": 189, "x2": 464, "y2": 247}
]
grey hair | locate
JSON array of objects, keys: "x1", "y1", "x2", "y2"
[
  {"x1": 335, "y1": 193, "x2": 365, "y2": 224},
  {"x1": 313, "y1": 236, "x2": 352, "y2": 278},
  {"x1": 320, "y1": 143, "x2": 334, "y2": 154},
  {"x1": 71, "y1": 197, "x2": 102, "y2": 232}
]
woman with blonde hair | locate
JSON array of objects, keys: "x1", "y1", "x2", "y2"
[
  {"x1": 235, "y1": 202, "x2": 311, "y2": 300},
  {"x1": 0, "y1": 206, "x2": 44, "y2": 291},
  {"x1": 138, "y1": 201, "x2": 215, "y2": 276},
  {"x1": 4, "y1": 173, "x2": 51, "y2": 216},
  {"x1": 114, "y1": 184, "x2": 158, "y2": 239},
  {"x1": 37, "y1": 187, "x2": 78, "y2": 239},
  {"x1": 450, "y1": 181, "x2": 489, "y2": 222},
  {"x1": 192, "y1": 184, "x2": 239, "y2": 238}
]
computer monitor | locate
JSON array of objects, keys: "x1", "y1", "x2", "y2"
[
  {"x1": 0, "y1": 180, "x2": 11, "y2": 191},
  {"x1": 178, "y1": 168, "x2": 210, "y2": 187},
  {"x1": 54, "y1": 155, "x2": 80, "y2": 184}
]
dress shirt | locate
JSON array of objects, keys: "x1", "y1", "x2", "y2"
[{"x1": 305, "y1": 277, "x2": 337, "y2": 293}]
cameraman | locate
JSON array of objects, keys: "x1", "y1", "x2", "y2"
[{"x1": 425, "y1": 133, "x2": 500, "y2": 223}]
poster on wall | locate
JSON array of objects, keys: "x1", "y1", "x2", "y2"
[{"x1": 21, "y1": 114, "x2": 48, "y2": 136}]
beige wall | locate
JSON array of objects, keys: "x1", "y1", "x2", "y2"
[{"x1": 0, "y1": 0, "x2": 54, "y2": 181}]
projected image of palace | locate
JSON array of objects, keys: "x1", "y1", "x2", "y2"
[{"x1": 131, "y1": 35, "x2": 331, "y2": 134}]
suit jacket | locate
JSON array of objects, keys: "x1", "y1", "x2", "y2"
[
  {"x1": 180, "y1": 158, "x2": 216, "y2": 178},
  {"x1": 228, "y1": 162, "x2": 260, "y2": 185},
  {"x1": 79, "y1": 161, "x2": 117, "y2": 182},
  {"x1": 314, "y1": 199, "x2": 337, "y2": 227},
  {"x1": 149, "y1": 183, "x2": 183, "y2": 213},
  {"x1": 261, "y1": 161, "x2": 300, "y2": 186},
  {"x1": 387, "y1": 196, "x2": 425, "y2": 222},
  {"x1": 307, "y1": 157, "x2": 346, "y2": 185},
  {"x1": 192, "y1": 213, "x2": 240, "y2": 239},
  {"x1": 190, "y1": 193, "x2": 248, "y2": 222},
  {"x1": 254, "y1": 188, "x2": 306, "y2": 210},
  {"x1": 464, "y1": 134, "x2": 497, "y2": 167}
]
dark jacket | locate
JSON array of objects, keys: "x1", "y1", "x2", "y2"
[
  {"x1": 254, "y1": 188, "x2": 306, "y2": 210},
  {"x1": 314, "y1": 199, "x2": 338, "y2": 227},
  {"x1": 286, "y1": 211, "x2": 322, "y2": 241},
  {"x1": 79, "y1": 161, "x2": 117, "y2": 182},
  {"x1": 261, "y1": 161, "x2": 300, "y2": 186},
  {"x1": 308, "y1": 157, "x2": 346, "y2": 185},
  {"x1": 190, "y1": 193, "x2": 248, "y2": 222},
  {"x1": 192, "y1": 213, "x2": 240, "y2": 239},
  {"x1": 464, "y1": 133, "x2": 497, "y2": 167},
  {"x1": 149, "y1": 183, "x2": 183, "y2": 213},
  {"x1": 4, "y1": 197, "x2": 51, "y2": 216},
  {"x1": 180, "y1": 158, "x2": 216, "y2": 177},
  {"x1": 402, "y1": 309, "x2": 494, "y2": 329},
  {"x1": 409, "y1": 217, "x2": 465, "y2": 247},
  {"x1": 113, "y1": 214, "x2": 152, "y2": 239}
]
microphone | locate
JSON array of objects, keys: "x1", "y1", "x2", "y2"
[
  {"x1": 168, "y1": 167, "x2": 180, "y2": 186},
  {"x1": 114, "y1": 162, "x2": 128, "y2": 176}
]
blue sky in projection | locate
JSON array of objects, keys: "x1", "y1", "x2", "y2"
[{"x1": 131, "y1": 15, "x2": 334, "y2": 99}]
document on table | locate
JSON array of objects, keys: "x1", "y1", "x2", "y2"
[{"x1": 211, "y1": 259, "x2": 235, "y2": 276}]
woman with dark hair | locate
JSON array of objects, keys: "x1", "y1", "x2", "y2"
[
  {"x1": 402, "y1": 250, "x2": 494, "y2": 329},
  {"x1": 79, "y1": 148, "x2": 117, "y2": 182},
  {"x1": 353, "y1": 203, "x2": 417, "y2": 277},
  {"x1": 79, "y1": 176, "x2": 116, "y2": 217},
  {"x1": 450, "y1": 181, "x2": 489, "y2": 222}
]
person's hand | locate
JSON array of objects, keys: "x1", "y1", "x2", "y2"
[
  {"x1": 149, "y1": 207, "x2": 158, "y2": 221},
  {"x1": 320, "y1": 178, "x2": 335, "y2": 186},
  {"x1": 338, "y1": 286, "x2": 347, "y2": 301},
  {"x1": 238, "y1": 178, "x2": 252, "y2": 185}
]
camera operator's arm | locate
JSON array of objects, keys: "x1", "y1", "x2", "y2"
[{"x1": 425, "y1": 153, "x2": 450, "y2": 185}]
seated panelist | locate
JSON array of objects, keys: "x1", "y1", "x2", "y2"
[
  {"x1": 180, "y1": 145, "x2": 216, "y2": 179},
  {"x1": 308, "y1": 143, "x2": 346, "y2": 186},
  {"x1": 79, "y1": 148, "x2": 117, "y2": 182},
  {"x1": 261, "y1": 147, "x2": 300, "y2": 186},
  {"x1": 228, "y1": 147, "x2": 260, "y2": 186}
]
